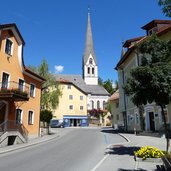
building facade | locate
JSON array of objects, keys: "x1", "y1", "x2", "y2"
[
  {"x1": 0, "y1": 24, "x2": 44, "y2": 146},
  {"x1": 116, "y1": 20, "x2": 171, "y2": 132},
  {"x1": 108, "y1": 90, "x2": 124, "y2": 129},
  {"x1": 53, "y1": 77, "x2": 88, "y2": 127}
]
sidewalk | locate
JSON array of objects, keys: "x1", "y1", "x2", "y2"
[
  {"x1": 97, "y1": 133, "x2": 166, "y2": 171},
  {"x1": 0, "y1": 132, "x2": 59, "y2": 154}
]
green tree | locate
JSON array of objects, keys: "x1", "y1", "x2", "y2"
[
  {"x1": 40, "y1": 109, "x2": 53, "y2": 134},
  {"x1": 158, "y1": 0, "x2": 171, "y2": 17},
  {"x1": 103, "y1": 79, "x2": 115, "y2": 95},
  {"x1": 98, "y1": 77, "x2": 116, "y2": 95},
  {"x1": 124, "y1": 35, "x2": 171, "y2": 152},
  {"x1": 29, "y1": 59, "x2": 61, "y2": 110},
  {"x1": 98, "y1": 77, "x2": 103, "y2": 86}
]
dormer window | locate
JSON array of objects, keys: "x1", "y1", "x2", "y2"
[
  {"x1": 5, "y1": 39, "x2": 13, "y2": 56},
  {"x1": 147, "y1": 27, "x2": 158, "y2": 35},
  {"x1": 89, "y1": 58, "x2": 93, "y2": 64}
]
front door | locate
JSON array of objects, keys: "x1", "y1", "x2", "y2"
[{"x1": 149, "y1": 112, "x2": 155, "y2": 131}]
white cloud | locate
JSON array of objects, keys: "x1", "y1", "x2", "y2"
[{"x1": 55, "y1": 65, "x2": 64, "y2": 73}]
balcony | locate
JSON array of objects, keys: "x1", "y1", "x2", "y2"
[{"x1": 0, "y1": 81, "x2": 29, "y2": 101}]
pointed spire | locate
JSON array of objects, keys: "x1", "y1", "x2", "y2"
[{"x1": 83, "y1": 7, "x2": 97, "y2": 65}]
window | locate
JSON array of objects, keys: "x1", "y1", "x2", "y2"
[
  {"x1": 103, "y1": 101, "x2": 106, "y2": 110},
  {"x1": 92, "y1": 68, "x2": 94, "y2": 75},
  {"x1": 69, "y1": 95, "x2": 73, "y2": 100},
  {"x1": 89, "y1": 58, "x2": 93, "y2": 64},
  {"x1": 80, "y1": 96, "x2": 83, "y2": 100},
  {"x1": 28, "y1": 111, "x2": 34, "y2": 125},
  {"x1": 16, "y1": 109, "x2": 22, "y2": 124},
  {"x1": 30, "y1": 83, "x2": 35, "y2": 97},
  {"x1": 69, "y1": 105, "x2": 73, "y2": 110},
  {"x1": 19, "y1": 79, "x2": 24, "y2": 92},
  {"x1": 91, "y1": 100, "x2": 94, "y2": 109},
  {"x1": 5, "y1": 39, "x2": 13, "y2": 55},
  {"x1": 2, "y1": 72, "x2": 9, "y2": 89},
  {"x1": 88, "y1": 67, "x2": 90, "y2": 74},
  {"x1": 68, "y1": 85, "x2": 71, "y2": 89},
  {"x1": 80, "y1": 106, "x2": 83, "y2": 110},
  {"x1": 97, "y1": 100, "x2": 100, "y2": 109}
]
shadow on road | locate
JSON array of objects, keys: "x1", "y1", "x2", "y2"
[
  {"x1": 106, "y1": 145, "x2": 140, "y2": 156},
  {"x1": 117, "y1": 169, "x2": 147, "y2": 171}
]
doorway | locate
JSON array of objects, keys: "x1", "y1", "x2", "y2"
[{"x1": 149, "y1": 112, "x2": 155, "y2": 131}]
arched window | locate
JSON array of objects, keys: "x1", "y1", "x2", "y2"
[
  {"x1": 92, "y1": 68, "x2": 94, "y2": 75},
  {"x1": 91, "y1": 100, "x2": 94, "y2": 109},
  {"x1": 103, "y1": 101, "x2": 106, "y2": 109},
  {"x1": 88, "y1": 67, "x2": 90, "y2": 74},
  {"x1": 97, "y1": 100, "x2": 100, "y2": 109}
]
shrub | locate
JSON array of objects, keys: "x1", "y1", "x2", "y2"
[{"x1": 134, "y1": 146, "x2": 165, "y2": 160}]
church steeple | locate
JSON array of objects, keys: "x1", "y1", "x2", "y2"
[
  {"x1": 82, "y1": 8, "x2": 98, "y2": 85},
  {"x1": 83, "y1": 8, "x2": 97, "y2": 65}
]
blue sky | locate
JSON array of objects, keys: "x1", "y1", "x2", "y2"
[{"x1": 0, "y1": 0, "x2": 169, "y2": 82}]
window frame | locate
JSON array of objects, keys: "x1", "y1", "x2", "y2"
[
  {"x1": 1, "y1": 72, "x2": 10, "y2": 89},
  {"x1": 30, "y1": 83, "x2": 36, "y2": 97},
  {"x1": 16, "y1": 108, "x2": 23, "y2": 124},
  {"x1": 5, "y1": 38, "x2": 13, "y2": 56},
  {"x1": 69, "y1": 105, "x2": 73, "y2": 110},
  {"x1": 69, "y1": 95, "x2": 73, "y2": 100},
  {"x1": 80, "y1": 106, "x2": 84, "y2": 110},
  {"x1": 18, "y1": 78, "x2": 25, "y2": 92},
  {"x1": 80, "y1": 96, "x2": 83, "y2": 100},
  {"x1": 67, "y1": 85, "x2": 71, "y2": 89},
  {"x1": 28, "y1": 110, "x2": 34, "y2": 125}
]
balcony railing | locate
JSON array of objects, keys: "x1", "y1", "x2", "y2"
[
  {"x1": 0, "y1": 120, "x2": 28, "y2": 142},
  {"x1": 0, "y1": 81, "x2": 29, "y2": 101}
]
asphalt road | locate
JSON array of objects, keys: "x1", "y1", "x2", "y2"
[{"x1": 0, "y1": 127, "x2": 126, "y2": 171}]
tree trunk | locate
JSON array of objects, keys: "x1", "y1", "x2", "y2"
[
  {"x1": 139, "y1": 105, "x2": 145, "y2": 131},
  {"x1": 160, "y1": 105, "x2": 170, "y2": 153}
]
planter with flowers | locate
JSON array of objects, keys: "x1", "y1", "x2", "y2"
[{"x1": 134, "y1": 146, "x2": 165, "y2": 163}]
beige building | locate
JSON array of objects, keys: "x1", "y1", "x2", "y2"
[
  {"x1": 53, "y1": 77, "x2": 88, "y2": 127},
  {"x1": 115, "y1": 19, "x2": 171, "y2": 132},
  {"x1": 108, "y1": 90, "x2": 124, "y2": 129}
]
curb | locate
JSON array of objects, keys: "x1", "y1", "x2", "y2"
[
  {"x1": 118, "y1": 133, "x2": 131, "y2": 143},
  {"x1": 0, "y1": 133, "x2": 60, "y2": 155}
]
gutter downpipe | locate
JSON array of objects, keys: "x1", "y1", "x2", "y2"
[{"x1": 122, "y1": 69, "x2": 128, "y2": 132}]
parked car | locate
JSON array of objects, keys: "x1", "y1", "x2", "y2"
[{"x1": 50, "y1": 119, "x2": 64, "y2": 128}]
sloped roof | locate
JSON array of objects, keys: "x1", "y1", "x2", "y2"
[
  {"x1": 116, "y1": 19, "x2": 171, "y2": 70},
  {"x1": 0, "y1": 23, "x2": 25, "y2": 45},
  {"x1": 108, "y1": 89, "x2": 119, "y2": 101},
  {"x1": 56, "y1": 74, "x2": 110, "y2": 96}
]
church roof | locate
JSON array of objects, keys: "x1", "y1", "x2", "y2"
[
  {"x1": 108, "y1": 89, "x2": 119, "y2": 101},
  {"x1": 56, "y1": 74, "x2": 110, "y2": 96},
  {"x1": 83, "y1": 11, "x2": 97, "y2": 65}
]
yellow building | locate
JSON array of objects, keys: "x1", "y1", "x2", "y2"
[
  {"x1": 108, "y1": 90, "x2": 124, "y2": 129},
  {"x1": 116, "y1": 19, "x2": 171, "y2": 132},
  {"x1": 53, "y1": 76, "x2": 88, "y2": 127},
  {"x1": 0, "y1": 23, "x2": 45, "y2": 146}
]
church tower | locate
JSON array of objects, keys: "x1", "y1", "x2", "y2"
[{"x1": 82, "y1": 9, "x2": 98, "y2": 85}]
